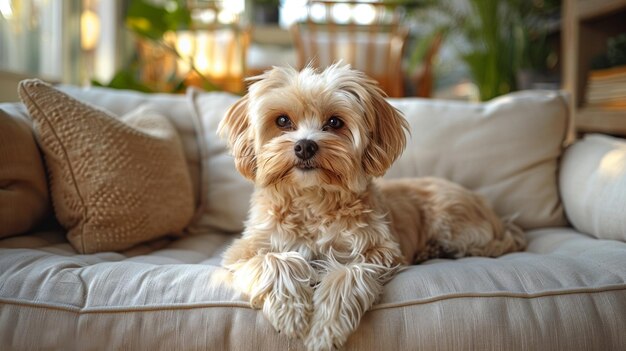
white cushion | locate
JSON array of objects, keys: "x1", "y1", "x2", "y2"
[
  {"x1": 187, "y1": 89, "x2": 254, "y2": 233},
  {"x1": 560, "y1": 134, "x2": 626, "y2": 241},
  {"x1": 1, "y1": 228, "x2": 625, "y2": 349},
  {"x1": 386, "y1": 90, "x2": 570, "y2": 229}
]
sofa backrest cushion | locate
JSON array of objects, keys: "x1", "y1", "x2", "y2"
[
  {"x1": 19, "y1": 79, "x2": 194, "y2": 253},
  {"x1": 187, "y1": 89, "x2": 255, "y2": 233},
  {"x1": 560, "y1": 134, "x2": 626, "y2": 241},
  {"x1": 386, "y1": 90, "x2": 570, "y2": 230},
  {"x1": 0, "y1": 108, "x2": 49, "y2": 237},
  {"x1": 190, "y1": 89, "x2": 569, "y2": 233}
]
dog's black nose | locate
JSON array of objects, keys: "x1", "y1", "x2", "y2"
[{"x1": 294, "y1": 139, "x2": 318, "y2": 160}]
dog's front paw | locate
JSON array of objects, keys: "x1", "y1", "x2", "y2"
[
  {"x1": 264, "y1": 289, "x2": 313, "y2": 339},
  {"x1": 258, "y1": 252, "x2": 315, "y2": 339},
  {"x1": 249, "y1": 293, "x2": 265, "y2": 309},
  {"x1": 304, "y1": 318, "x2": 346, "y2": 351}
]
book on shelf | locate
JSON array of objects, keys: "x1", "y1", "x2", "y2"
[{"x1": 586, "y1": 65, "x2": 626, "y2": 110}]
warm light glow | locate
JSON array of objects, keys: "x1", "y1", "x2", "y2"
[
  {"x1": 194, "y1": 32, "x2": 211, "y2": 74},
  {"x1": 221, "y1": 0, "x2": 244, "y2": 15},
  {"x1": 0, "y1": 0, "x2": 12, "y2": 19},
  {"x1": 599, "y1": 149, "x2": 626, "y2": 180},
  {"x1": 332, "y1": 3, "x2": 351, "y2": 24},
  {"x1": 310, "y1": 2, "x2": 325, "y2": 21},
  {"x1": 211, "y1": 31, "x2": 230, "y2": 78},
  {"x1": 81, "y1": 9, "x2": 100, "y2": 51},
  {"x1": 353, "y1": 4, "x2": 376, "y2": 25},
  {"x1": 278, "y1": 0, "x2": 390, "y2": 28},
  {"x1": 172, "y1": 26, "x2": 246, "y2": 92},
  {"x1": 177, "y1": 29, "x2": 241, "y2": 79},
  {"x1": 193, "y1": 8, "x2": 216, "y2": 24},
  {"x1": 217, "y1": 9, "x2": 237, "y2": 24},
  {"x1": 279, "y1": 0, "x2": 307, "y2": 28},
  {"x1": 174, "y1": 31, "x2": 194, "y2": 74},
  {"x1": 176, "y1": 31, "x2": 195, "y2": 59}
]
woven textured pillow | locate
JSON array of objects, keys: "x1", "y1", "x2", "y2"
[
  {"x1": 0, "y1": 109, "x2": 49, "y2": 237},
  {"x1": 55, "y1": 85, "x2": 204, "y2": 216},
  {"x1": 18, "y1": 79, "x2": 194, "y2": 253}
]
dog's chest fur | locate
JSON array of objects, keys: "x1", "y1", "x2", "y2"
[{"x1": 255, "y1": 186, "x2": 381, "y2": 260}]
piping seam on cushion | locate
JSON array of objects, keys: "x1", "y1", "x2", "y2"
[{"x1": 0, "y1": 284, "x2": 624, "y2": 314}]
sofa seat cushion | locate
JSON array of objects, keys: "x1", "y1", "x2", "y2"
[{"x1": 1, "y1": 229, "x2": 625, "y2": 350}]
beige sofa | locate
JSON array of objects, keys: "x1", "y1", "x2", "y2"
[{"x1": 1, "y1": 84, "x2": 625, "y2": 350}]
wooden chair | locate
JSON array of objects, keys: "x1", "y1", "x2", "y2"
[
  {"x1": 411, "y1": 31, "x2": 443, "y2": 98},
  {"x1": 290, "y1": 0, "x2": 409, "y2": 97}
]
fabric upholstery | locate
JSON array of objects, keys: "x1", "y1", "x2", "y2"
[
  {"x1": 187, "y1": 89, "x2": 254, "y2": 233},
  {"x1": 18, "y1": 79, "x2": 194, "y2": 253},
  {"x1": 0, "y1": 227, "x2": 624, "y2": 350},
  {"x1": 0, "y1": 109, "x2": 49, "y2": 237},
  {"x1": 386, "y1": 90, "x2": 570, "y2": 229},
  {"x1": 0, "y1": 87, "x2": 624, "y2": 350},
  {"x1": 560, "y1": 134, "x2": 626, "y2": 241}
]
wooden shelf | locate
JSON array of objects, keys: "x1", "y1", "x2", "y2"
[
  {"x1": 562, "y1": 0, "x2": 626, "y2": 138},
  {"x1": 576, "y1": 107, "x2": 626, "y2": 135},
  {"x1": 578, "y1": 0, "x2": 626, "y2": 20}
]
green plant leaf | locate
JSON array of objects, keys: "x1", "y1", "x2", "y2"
[
  {"x1": 125, "y1": 0, "x2": 192, "y2": 61},
  {"x1": 126, "y1": 0, "x2": 180, "y2": 40},
  {"x1": 164, "y1": 0, "x2": 192, "y2": 31}
]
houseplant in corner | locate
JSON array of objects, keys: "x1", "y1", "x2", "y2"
[
  {"x1": 407, "y1": 0, "x2": 559, "y2": 101},
  {"x1": 459, "y1": 0, "x2": 558, "y2": 101}
]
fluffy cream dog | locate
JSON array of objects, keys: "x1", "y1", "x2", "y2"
[{"x1": 218, "y1": 63, "x2": 526, "y2": 351}]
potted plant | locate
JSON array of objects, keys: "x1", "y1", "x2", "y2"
[{"x1": 405, "y1": 0, "x2": 559, "y2": 101}]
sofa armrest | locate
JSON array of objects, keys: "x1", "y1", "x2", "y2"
[{"x1": 560, "y1": 134, "x2": 626, "y2": 241}]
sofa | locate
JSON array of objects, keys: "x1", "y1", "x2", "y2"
[{"x1": 1, "y1": 81, "x2": 625, "y2": 350}]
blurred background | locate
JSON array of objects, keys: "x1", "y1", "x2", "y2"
[{"x1": 1, "y1": 0, "x2": 625, "y2": 133}]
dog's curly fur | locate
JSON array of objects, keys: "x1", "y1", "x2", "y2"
[{"x1": 218, "y1": 63, "x2": 526, "y2": 351}]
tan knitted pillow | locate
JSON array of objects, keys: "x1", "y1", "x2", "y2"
[
  {"x1": 18, "y1": 79, "x2": 194, "y2": 254},
  {"x1": 0, "y1": 109, "x2": 50, "y2": 237}
]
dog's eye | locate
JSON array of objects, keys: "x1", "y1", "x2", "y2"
[
  {"x1": 276, "y1": 115, "x2": 292, "y2": 129},
  {"x1": 325, "y1": 116, "x2": 344, "y2": 130}
]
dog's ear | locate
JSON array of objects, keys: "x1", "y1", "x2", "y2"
[
  {"x1": 327, "y1": 63, "x2": 408, "y2": 177},
  {"x1": 360, "y1": 80, "x2": 409, "y2": 177},
  {"x1": 218, "y1": 95, "x2": 256, "y2": 180}
]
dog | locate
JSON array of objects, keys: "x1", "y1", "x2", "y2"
[{"x1": 218, "y1": 63, "x2": 526, "y2": 351}]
